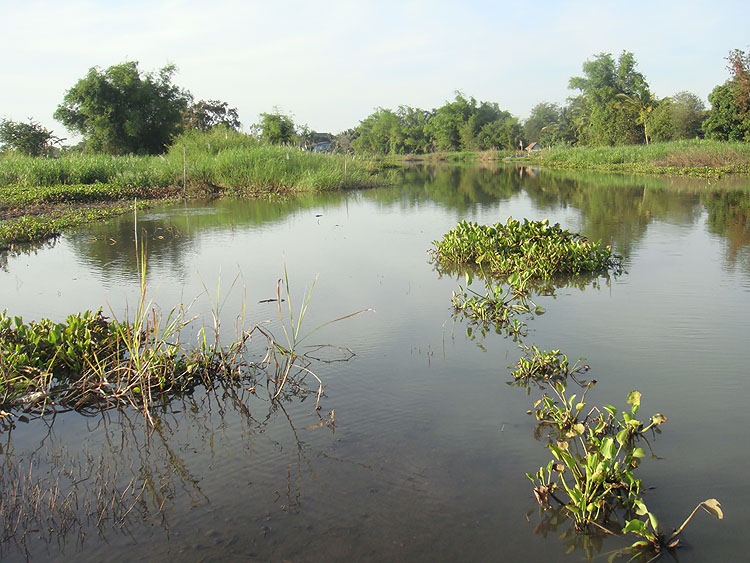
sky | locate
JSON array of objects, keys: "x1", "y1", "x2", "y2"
[{"x1": 2, "y1": 0, "x2": 749, "y2": 141}]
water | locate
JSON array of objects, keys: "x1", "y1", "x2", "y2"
[{"x1": 1, "y1": 165, "x2": 749, "y2": 561}]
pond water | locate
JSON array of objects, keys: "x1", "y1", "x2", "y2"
[{"x1": 1, "y1": 165, "x2": 749, "y2": 561}]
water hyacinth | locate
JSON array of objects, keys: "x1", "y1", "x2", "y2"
[{"x1": 432, "y1": 218, "x2": 622, "y2": 280}]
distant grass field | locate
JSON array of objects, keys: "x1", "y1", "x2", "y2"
[
  {"x1": 528, "y1": 140, "x2": 750, "y2": 177},
  {"x1": 0, "y1": 129, "x2": 387, "y2": 249}
]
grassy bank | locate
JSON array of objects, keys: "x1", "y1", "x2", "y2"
[
  {"x1": 0, "y1": 128, "x2": 386, "y2": 249},
  {"x1": 527, "y1": 139, "x2": 750, "y2": 178}
]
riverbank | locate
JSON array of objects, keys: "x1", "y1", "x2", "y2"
[
  {"x1": 525, "y1": 139, "x2": 750, "y2": 178},
  {"x1": 0, "y1": 129, "x2": 387, "y2": 249}
]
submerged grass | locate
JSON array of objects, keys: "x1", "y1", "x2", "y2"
[{"x1": 529, "y1": 139, "x2": 750, "y2": 178}]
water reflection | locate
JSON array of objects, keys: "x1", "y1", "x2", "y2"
[
  {"x1": 0, "y1": 377, "x2": 334, "y2": 560},
  {"x1": 1, "y1": 164, "x2": 748, "y2": 561},
  {"x1": 35, "y1": 164, "x2": 750, "y2": 285}
]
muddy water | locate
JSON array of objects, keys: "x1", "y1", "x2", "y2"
[{"x1": 1, "y1": 165, "x2": 748, "y2": 561}]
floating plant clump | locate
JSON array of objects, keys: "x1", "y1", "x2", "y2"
[{"x1": 431, "y1": 218, "x2": 622, "y2": 281}]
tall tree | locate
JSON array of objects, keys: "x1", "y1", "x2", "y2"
[
  {"x1": 568, "y1": 51, "x2": 652, "y2": 145},
  {"x1": 704, "y1": 49, "x2": 750, "y2": 141},
  {"x1": 54, "y1": 62, "x2": 191, "y2": 154}
]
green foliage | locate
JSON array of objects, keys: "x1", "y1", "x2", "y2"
[
  {"x1": 256, "y1": 111, "x2": 298, "y2": 145},
  {"x1": 54, "y1": 61, "x2": 191, "y2": 155},
  {"x1": 530, "y1": 139, "x2": 750, "y2": 177},
  {"x1": 569, "y1": 51, "x2": 653, "y2": 146},
  {"x1": 0, "y1": 130, "x2": 387, "y2": 248},
  {"x1": 351, "y1": 94, "x2": 522, "y2": 155},
  {"x1": 519, "y1": 354, "x2": 667, "y2": 531},
  {"x1": 0, "y1": 119, "x2": 61, "y2": 156},
  {"x1": 432, "y1": 218, "x2": 621, "y2": 280},
  {"x1": 703, "y1": 49, "x2": 750, "y2": 141},
  {"x1": 451, "y1": 274, "x2": 541, "y2": 341},
  {"x1": 182, "y1": 99, "x2": 241, "y2": 132},
  {"x1": 524, "y1": 103, "x2": 575, "y2": 147},
  {"x1": 512, "y1": 348, "x2": 721, "y2": 558}
]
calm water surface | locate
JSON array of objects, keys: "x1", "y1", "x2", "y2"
[{"x1": 1, "y1": 165, "x2": 749, "y2": 561}]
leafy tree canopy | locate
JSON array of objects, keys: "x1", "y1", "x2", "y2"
[
  {"x1": 256, "y1": 111, "x2": 297, "y2": 145},
  {"x1": 182, "y1": 99, "x2": 240, "y2": 132},
  {"x1": 0, "y1": 118, "x2": 62, "y2": 156},
  {"x1": 54, "y1": 61, "x2": 191, "y2": 155},
  {"x1": 569, "y1": 51, "x2": 653, "y2": 145}
]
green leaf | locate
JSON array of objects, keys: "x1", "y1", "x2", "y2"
[
  {"x1": 623, "y1": 519, "x2": 646, "y2": 534},
  {"x1": 616, "y1": 428, "x2": 629, "y2": 446},
  {"x1": 651, "y1": 413, "x2": 667, "y2": 425},
  {"x1": 600, "y1": 436, "x2": 616, "y2": 459},
  {"x1": 648, "y1": 511, "x2": 659, "y2": 532},
  {"x1": 632, "y1": 447, "x2": 646, "y2": 459},
  {"x1": 626, "y1": 390, "x2": 641, "y2": 406}
]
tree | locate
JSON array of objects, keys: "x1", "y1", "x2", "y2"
[
  {"x1": 0, "y1": 118, "x2": 62, "y2": 156},
  {"x1": 704, "y1": 48, "x2": 750, "y2": 141},
  {"x1": 670, "y1": 91, "x2": 706, "y2": 139},
  {"x1": 424, "y1": 93, "x2": 476, "y2": 151},
  {"x1": 351, "y1": 108, "x2": 404, "y2": 154},
  {"x1": 524, "y1": 103, "x2": 576, "y2": 146},
  {"x1": 568, "y1": 51, "x2": 653, "y2": 145},
  {"x1": 54, "y1": 61, "x2": 191, "y2": 154},
  {"x1": 182, "y1": 100, "x2": 240, "y2": 131},
  {"x1": 703, "y1": 84, "x2": 744, "y2": 140},
  {"x1": 256, "y1": 111, "x2": 297, "y2": 145}
]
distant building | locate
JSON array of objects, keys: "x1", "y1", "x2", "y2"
[
  {"x1": 311, "y1": 141, "x2": 332, "y2": 152},
  {"x1": 525, "y1": 142, "x2": 541, "y2": 153}
]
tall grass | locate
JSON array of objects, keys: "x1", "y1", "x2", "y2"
[
  {"x1": 530, "y1": 139, "x2": 750, "y2": 176},
  {"x1": 0, "y1": 128, "x2": 383, "y2": 192}
]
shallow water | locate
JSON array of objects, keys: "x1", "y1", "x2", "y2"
[{"x1": 2, "y1": 165, "x2": 749, "y2": 561}]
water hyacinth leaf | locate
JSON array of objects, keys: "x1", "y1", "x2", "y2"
[
  {"x1": 651, "y1": 413, "x2": 667, "y2": 425},
  {"x1": 627, "y1": 390, "x2": 641, "y2": 407},
  {"x1": 603, "y1": 405, "x2": 617, "y2": 418},
  {"x1": 648, "y1": 511, "x2": 659, "y2": 532},
  {"x1": 600, "y1": 436, "x2": 616, "y2": 459},
  {"x1": 623, "y1": 519, "x2": 647, "y2": 535},
  {"x1": 634, "y1": 500, "x2": 648, "y2": 516},
  {"x1": 632, "y1": 447, "x2": 646, "y2": 459},
  {"x1": 616, "y1": 428, "x2": 629, "y2": 446}
]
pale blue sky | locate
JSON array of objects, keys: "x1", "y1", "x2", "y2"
[{"x1": 2, "y1": 0, "x2": 748, "y2": 139}]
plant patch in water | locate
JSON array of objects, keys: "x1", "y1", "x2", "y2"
[
  {"x1": 0, "y1": 269, "x2": 369, "y2": 429},
  {"x1": 510, "y1": 348, "x2": 722, "y2": 559},
  {"x1": 431, "y1": 218, "x2": 622, "y2": 281},
  {"x1": 451, "y1": 273, "x2": 544, "y2": 341}
]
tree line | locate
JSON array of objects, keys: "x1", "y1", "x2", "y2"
[{"x1": 1, "y1": 49, "x2": 749, "y2": 157}]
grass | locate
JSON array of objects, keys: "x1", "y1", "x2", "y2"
[
  {"x1": 529, "y1": 139, "x2": 750, "y2": 178},
  {"x1": 0, "y1": 128, "x2": 389, "y2": 249}
]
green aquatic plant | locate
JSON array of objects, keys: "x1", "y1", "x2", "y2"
[
  {"x1": 512, "y1": 349, "x2": 721, "y2": 558},
  {"x1": 622, "y1": 498, "x2": 723, "y2": 559},
  {"x1": 432, "y1": 218, "x2": 622, "y2": 281}
]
